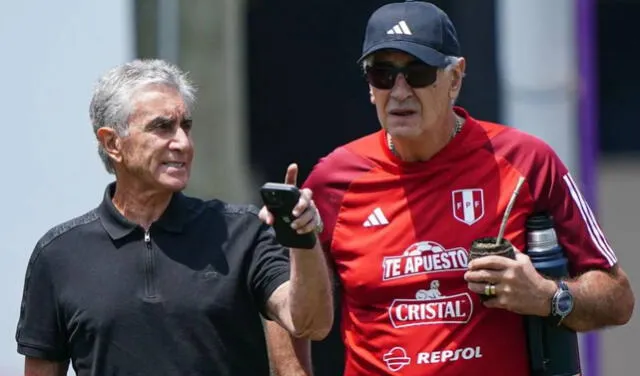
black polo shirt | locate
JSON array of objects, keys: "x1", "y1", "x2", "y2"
[{"x1": 16, "y1": 183, "x2": 290, "y2": 376}]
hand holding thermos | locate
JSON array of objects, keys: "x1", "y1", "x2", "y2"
[{"x1": 464, "y1": 176, "x2": 581, "y2": 376}]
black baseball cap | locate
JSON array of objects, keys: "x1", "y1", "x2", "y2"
[{"x1": 357, "y1": 1, "x2": 461, "y2": 68}]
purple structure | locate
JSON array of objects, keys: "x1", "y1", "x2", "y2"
[{"x1": 577, "y1": 0, "x2": 600, "y2": 375}]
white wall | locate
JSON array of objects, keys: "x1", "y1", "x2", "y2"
[
  {"x1": 495, "y1": 0, "x2": 578, "y2": 175},
  {"x1": 0, "y1": 1, "x2": 133, "y2": 373}
]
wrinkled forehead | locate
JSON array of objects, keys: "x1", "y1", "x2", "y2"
[{"x1": 129, "y1": 85, "x2": 188, "y2": 123}]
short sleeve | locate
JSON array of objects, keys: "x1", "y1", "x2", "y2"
[
  {"x1": 302, "y1": 146, "x2": 376, "y2": 254},
  {"x1": 248, "y1": 222, "x2": 291, "y2": 319},
  {"x1": 15, "y1": 244, "x2": 69, "y2": 361},
  {"x1": 302, "y1": 159, "x2": 334, "y2": 248},
  {"x1": 302, "y1": 154, "x2": 351, "y2": 251},
  {"x1": 531, "y1": 146, "x2": 618, "y2": 275}
]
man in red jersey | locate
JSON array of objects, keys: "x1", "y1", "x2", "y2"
[{"x1": 264, "y1": 1, "x2": 635, "y2": 375}]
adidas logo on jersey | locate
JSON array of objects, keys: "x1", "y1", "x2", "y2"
[{"x1": 364, "y1": 207, "x2": 389, "y2": 227}]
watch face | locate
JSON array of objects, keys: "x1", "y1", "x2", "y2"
[{"x1": 556, "y1": 291, "x2": 574, "y2": 315}]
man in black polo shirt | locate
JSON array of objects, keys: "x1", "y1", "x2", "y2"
[{"x1": 15, "y1": 59, "x2": 333, "y2": 376}]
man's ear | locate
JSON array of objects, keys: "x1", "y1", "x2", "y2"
[
  {"x1": 96, "y1": 127, "x2": 123, "y2": 165},
  {"x1": 369, "y1": 86, "x2": 375, "y2": 104},
  {"x1": 449, "y1": 57, "x2": 466, "y2": 98}
]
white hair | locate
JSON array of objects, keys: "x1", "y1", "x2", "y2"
[{"x1": 89, "y1": 59, "x2": 197, "y2": 174}]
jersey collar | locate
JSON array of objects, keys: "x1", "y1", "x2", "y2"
[{"x1": 98, "y1": 182, "x2": 194, "y2": 240}]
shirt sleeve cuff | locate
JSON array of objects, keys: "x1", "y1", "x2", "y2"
[
  {"x1": 17, "y1": 342, "x2": 68, "y2": 362},
  {"x1": 259, "y1": 271, "x2": 291, "y2": 320}
]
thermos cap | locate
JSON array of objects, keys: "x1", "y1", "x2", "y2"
[
  {"x1": 526, "y1": 213, "x2": 560, "y2": 253},
  {"x1": 525, "y1": 214, "x2": 554, "y2": 231}
]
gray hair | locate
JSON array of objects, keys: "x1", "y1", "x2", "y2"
[{"x1": 89, "y1": 59, "x2": 197, "y2": 173}]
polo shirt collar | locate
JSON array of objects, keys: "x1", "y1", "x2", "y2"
[{"x1": 98, "y1": 182, "x2": 192, "y2": 240}]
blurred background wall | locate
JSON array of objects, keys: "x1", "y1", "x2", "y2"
[
  {"x1": 0, "y1": 0, "x2": 637, "y2": 375},
  {"x1": 0, "y1": 1, "x2": 133, "y2": 374}
]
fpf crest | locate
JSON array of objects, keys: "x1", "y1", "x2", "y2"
[{"x1": 451, "y1": 189, "x2": 484, "y2": 225}]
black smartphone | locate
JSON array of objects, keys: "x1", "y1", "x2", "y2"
[{"x1": 260, "y1": 182, "x2": 317, "y2": 249}]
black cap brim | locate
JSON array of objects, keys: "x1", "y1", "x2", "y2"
[{"x1": 357, "y1": 40, "x2": 448, "y2": 68}]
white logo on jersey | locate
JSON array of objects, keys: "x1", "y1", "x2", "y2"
[
  {"x1": 389, "y1": 280, "x2": 474, "y2": 328},
  {"x1": 416, "y1": 346, "x2": 483, "y2": 364},
  {"x1": 364, "y1": 207, "x2": 389, "y2": 227},
  {"x1": 382, "y1": 241, "x2": 469, "y2": 281},
  {"x1": 382, "y1": 345, "x2": 483, "y2": 372},
  {"x1": 382, "y1": 347, "x2": 411, "y2": 372}
]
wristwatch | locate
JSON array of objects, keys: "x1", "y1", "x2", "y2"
[{"x1": 550, "y1": 280, "x2": 574, "y2": 325}]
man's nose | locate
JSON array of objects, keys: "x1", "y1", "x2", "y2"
[
  {"x1": 390, "y1": 74, "x2": 413, "y2": 101},
  {"x1": 170, "y1": 127, "x2": 191, "y2": 150}
]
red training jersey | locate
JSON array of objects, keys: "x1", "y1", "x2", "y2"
[{"x1": 303, "y1": 107, "x2": 617, "y2": 376}]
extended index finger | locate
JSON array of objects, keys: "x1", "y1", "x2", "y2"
[{"x1": 284, "y1": 163, "x2": 298, "y2": 186}]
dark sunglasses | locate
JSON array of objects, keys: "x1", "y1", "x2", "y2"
[{"x1": 365, "y1": 62, "x2": 439, "y2": 89}]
